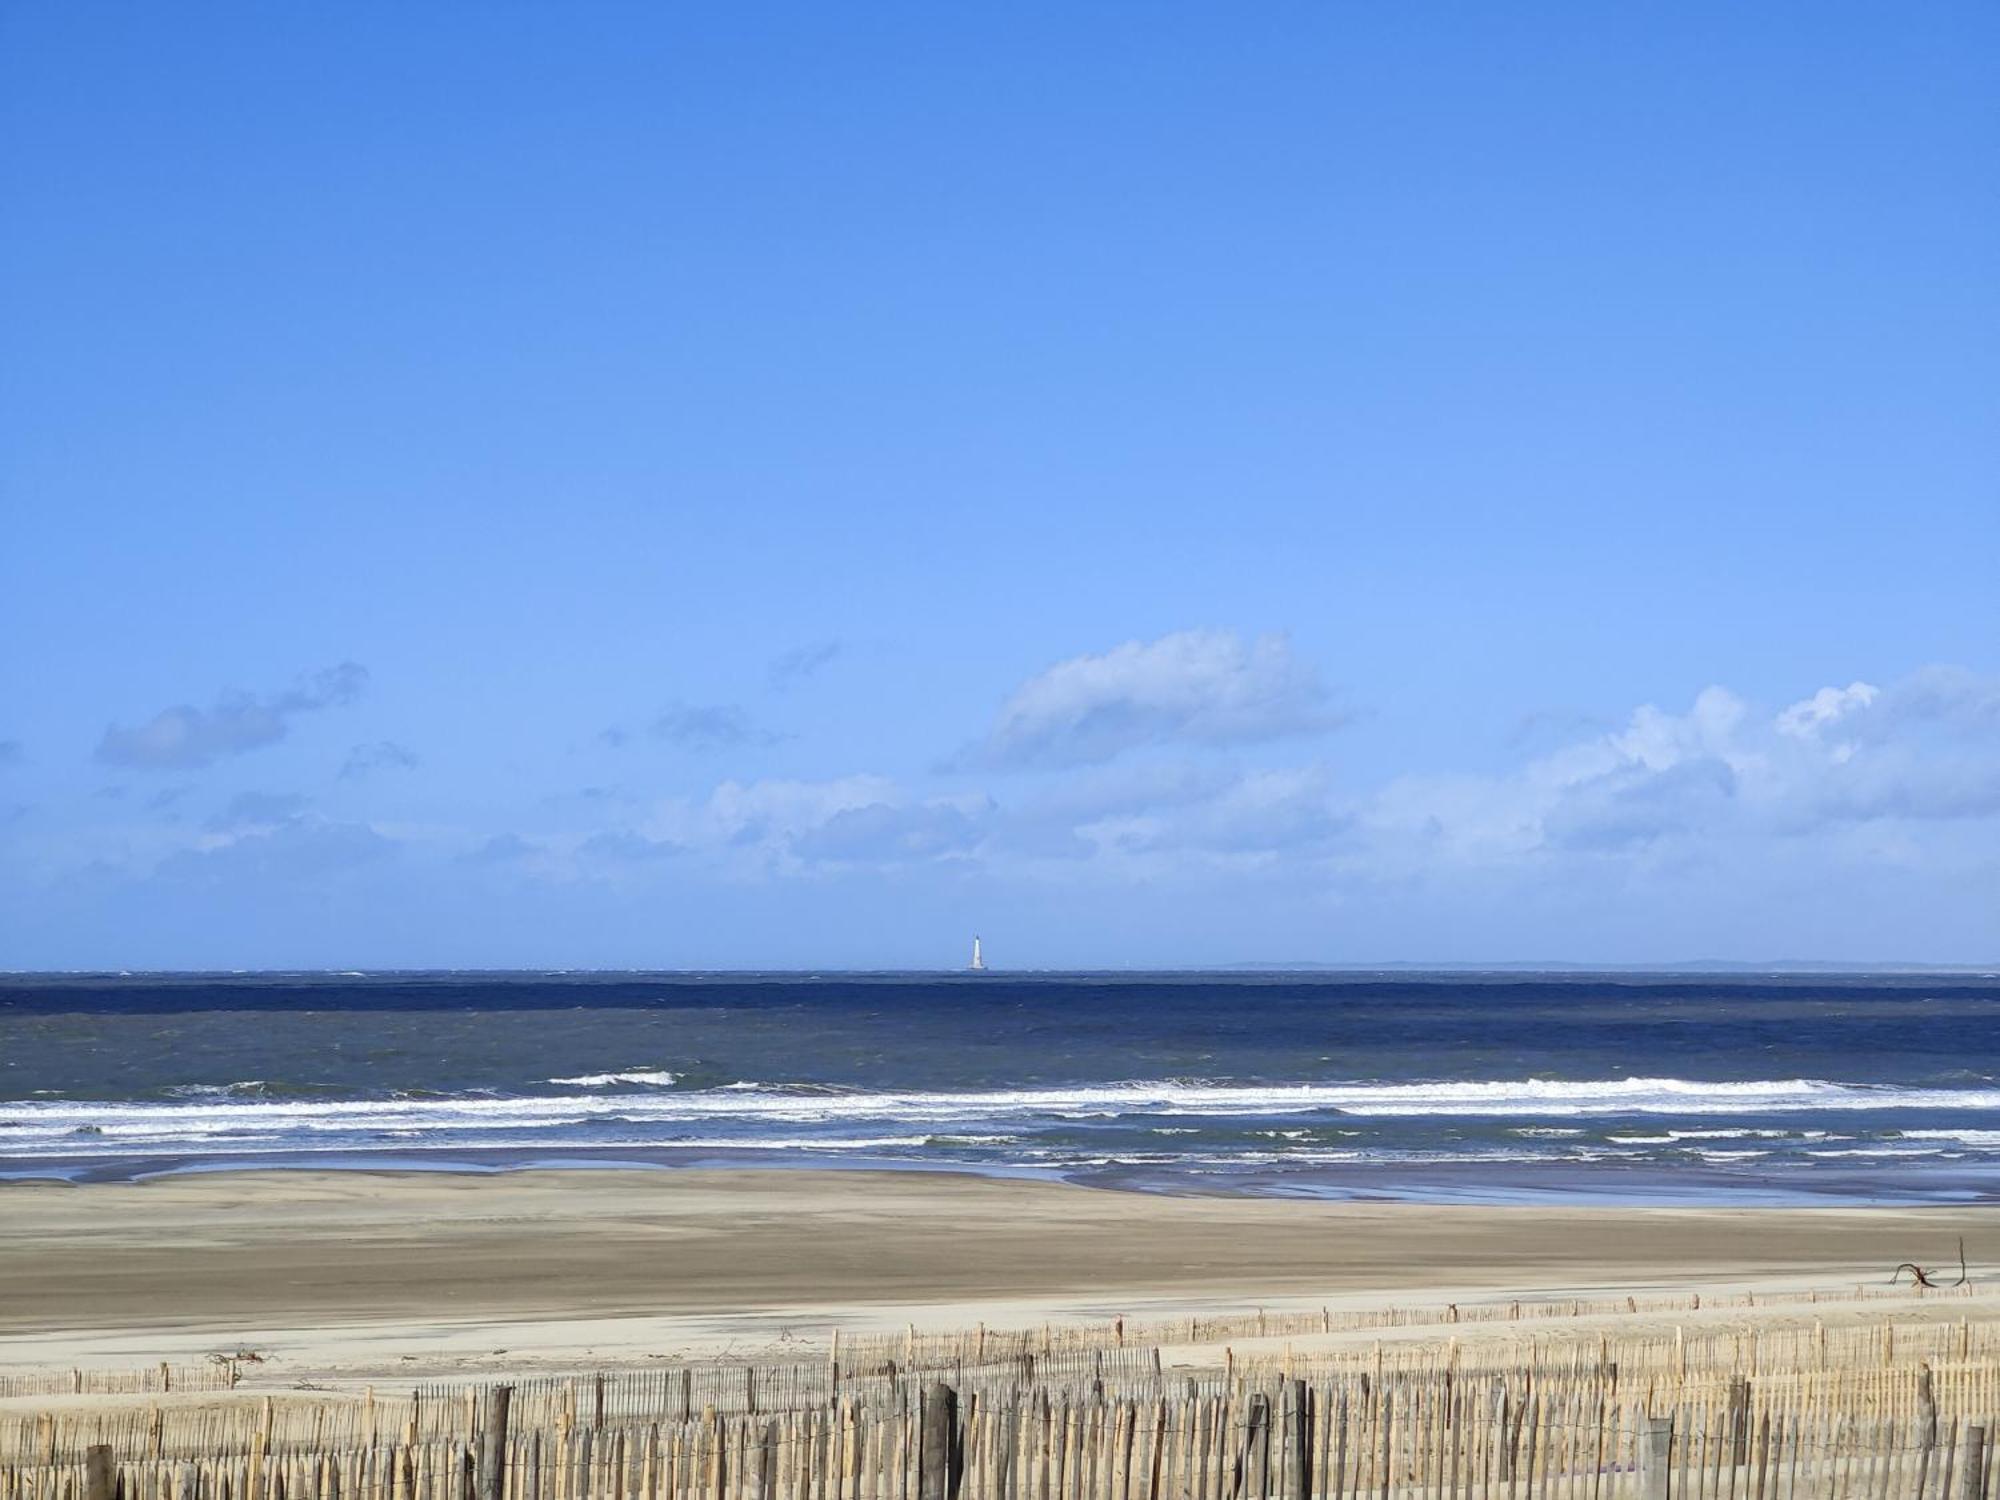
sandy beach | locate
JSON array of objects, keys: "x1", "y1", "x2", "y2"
[{"x1": 4, "y1": 1167, "x2": 1993, "y2": 1381}]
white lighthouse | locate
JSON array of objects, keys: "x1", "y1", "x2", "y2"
[{"x1": 968, "y1": 936, "x2": 987, "y2": 971}]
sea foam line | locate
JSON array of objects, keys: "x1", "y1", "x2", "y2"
[{"x1": 3, "y1": 1076, "x2": 1998, "y2": 1147}]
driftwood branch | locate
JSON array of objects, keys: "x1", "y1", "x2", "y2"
[{"x1": 1891, "y1": 1241, "x2": 1974, "y2": 1289}]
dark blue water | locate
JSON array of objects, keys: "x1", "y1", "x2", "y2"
[{"x1": 3, "y1": 971, "x2": 1998, "y2": 1202}]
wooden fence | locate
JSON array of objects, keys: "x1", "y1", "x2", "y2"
[
  {"x1": 4, "y1": 1366, "x2": 1997, "y2": 1500},
  {"x1": 838, "y1": 1284, "x2": 1985, "y2": 1376},
  {"x1": 9, "y1": 1317, "x2": 1999, "y2": 1469},
  {"x1": 6, "y1": 1286, "x2": 1997, "y2": 1500},
  {"x1": 0, "y1": 1371, "x2": 236, "y2": 1403}
]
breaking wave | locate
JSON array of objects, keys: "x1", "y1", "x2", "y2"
[
  {"x1": 547, "y1": 1070, "x2": 682, "y2": 1088},
  {"x1": 1, "y1": 1075, "x2": 1996, "y2": 1164}
]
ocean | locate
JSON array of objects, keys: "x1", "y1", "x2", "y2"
[{"x1": 3, "y1": 970, "x2": 1997, "y2": 1203}]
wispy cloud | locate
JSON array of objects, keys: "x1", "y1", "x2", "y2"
[
  {"x1": 1086, "y1": 766, "x2": 1350, "y2": 858},
  {"x1": 768, "y1": 640, "x2": 842, "y2": 690},
  {"x1": 633, "y1": 774, "x2": 905, "y2": 874},
  {"x1": 205, "y1": 791, "x2": 310, "y2": 831},
  {"x1": 604, "y1": 702, "x2": 781, "y2": 753},
  {"x1": 578, "y1": 829, "x2": 687, "y2": 862},
  {"x1": 156, "y1": 819, "x2": 395, "y2": 884},
  {"x1": 792, "y1": 799, "x2": 990, "y2": 863},
  {"x1": 459, "y1": 832, "x2": 540, "y2": 865},
  {"x1": 965, "y1": 629, "x2": 1343, "y2": 769},
  {"x1": 96, "y1": 663, "x2": 367, "y2": 771},
  {"x1": 340, "y1": 740, "x2": 419, "y2": 780},
  {"x1": 654, "y1": 703, "x2": 776, "y2": 750}
]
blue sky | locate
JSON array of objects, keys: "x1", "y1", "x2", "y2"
[{"x1": 2, "y1": 2, "x2": 1995, "y2": 968}]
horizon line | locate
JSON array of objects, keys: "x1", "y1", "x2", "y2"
[{"x1": 4, "y1": 960, "x2": 1997, "y2": 979}]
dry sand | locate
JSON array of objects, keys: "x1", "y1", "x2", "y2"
[{"x1": 1, "y1": 1168, "x2": 1990, "y2": 1380}]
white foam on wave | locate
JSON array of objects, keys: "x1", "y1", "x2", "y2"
[
  {"x1": 1607, "y1": 1129, "x2": 1832, "y2": 1144},
  {"x1": 163, "y1": 1081, "x2": 273, "y2": 1099},
  {"x1": 548, "y1": 1071, "x2": 682, "y2": 1088},
  {"x1": 3, "y1": 1075, "x2": 1995, "y2": 1161},
  {"x1": 0, "y1": 1130, "x2": 947, "y2": 1162}
]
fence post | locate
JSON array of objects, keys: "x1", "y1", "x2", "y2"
[
  {"x1": 1286, "y1": 1380, "x2": 1310, "y2": 1500},
  {"x1": 1641, "y1": 1416, "x2": 1672, "y2": 1500},
  {"x1": 1914, "y1": 1367, "x2": 1938, "y2": 1500},
  {"x1": 753, "y1": 1420, "x2": 778, "y2": 1500},
  {"x1": 1728, "y1": 1380, "x2": 1750, "y2": 1468},
  {"x1": 478, "y1": 1386, "x2": 512, "y2": 1500},
  {"x1": 1245, "y1": 1392, "x2": 1271, "y2": 1500},
  {"x1": 85, "y1": 1444, "x2": 117, "y2": 1500},
  {"x1": 921, "y1": 1382, "x2": 959, "y2": 1500},
  {"x1": 1961, "y1": 1428, "x2": 1986, "y2": 1500}
]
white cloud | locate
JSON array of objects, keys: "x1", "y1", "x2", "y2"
[
  {"x1": 967, "y1": 629, "x2": 1341, "y2": 769},
  {"x1": 1777, "y1": 680, "x2": 1879, "y2": 740},
  {"x1": 502, "y1": 667, "x2": 1999, "y2": 892},
  {"x1": 74, "y1": 663, "x2": 1982, "y2": 911},
  {"x1": 1363, "y1": 667, "x2": 2000, "y2": 867}
]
